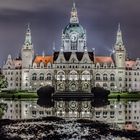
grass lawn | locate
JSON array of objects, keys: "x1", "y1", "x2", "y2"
[
  {"x1": 109, "y1": 92, "x2": 140, "y2": 99},
  {"x1": 0, "y1": 91, "x2": 140, "y2": 99},
  {"x1": 0, "y1": 92, "x2": 38, "y2": 99}
]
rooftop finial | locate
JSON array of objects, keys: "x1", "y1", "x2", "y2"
[
  {"x1": 53, "y1": 41, "x2": 56, "y2": 51},
  {"x1": 70, "y1": 1, "x2": 79, "y2": 23},
  {"x1": 73, "y1": 1, "x2": 75, "y2": 8},
  {"x1": 118, "y1": 23, "x2": 121, "y2": 31},
  {"x1": 27, "y1": 23, "x2": 30, "y2": 29}
]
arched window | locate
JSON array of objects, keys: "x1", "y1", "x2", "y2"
[
  {"x1": 32, "y1": 73, "x2": 37, "y2": 80},
  {"x1": 110, "y1": 74, "x2": 115, "y2": 81},
  {"x1": 40, "y1": 73, "x2": 44, "y2": 80},
  {"x1": 72, "y1": 58, "x2": 76, "y2": 63},
  {"x1": 47, "y1": 73, "x2": 52, "y2": 80},
  {"x1": 103, "y1": 74, "x2": 108, "y2": 81},
  {"x1": 119, "y1": 77, "x2": 122, "y2": 81},
  {"x1": 96, "y1": 83, "x2": 100, "y2": 87},
  {"x1": 103, "y1": 83, "x2": 108, "y2": 88},
  {"x1": 82, "y1": 71, "x2": 90, "y2": 80},
  {"x1": 57, "y1": 72, "x2": 65, "y2": 81},
  {"x1": 110, "y1": 83, "x2": 115, "y2": 87},
  {"x1": 69, "y1": 71, "x2": 78, "y2": 80},
  {"x1": 96, "y1": 74, "x2": 100, "y2": 81}
]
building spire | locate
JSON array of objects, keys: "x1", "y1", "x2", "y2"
[
  {"x1": 116, "y1": 23, "x2": 123, "y2": 45},
  {"x1": 24, "y1": 23, "x2": 32, "y2": 45},
  {"x1": 70, "y1": 2, "x2": 79, "y2": 23}
]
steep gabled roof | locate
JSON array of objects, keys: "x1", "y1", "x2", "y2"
[
  {"x1": 63, "y1": 52, "x2": 72, "y2": 61},
  {"x1": 53, "y1": 51, "x2": 94, "y2": 62}
]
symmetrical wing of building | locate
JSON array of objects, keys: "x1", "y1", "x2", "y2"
[{"x1": 2, "y1": 3, "x2": 140, "y2": 92}]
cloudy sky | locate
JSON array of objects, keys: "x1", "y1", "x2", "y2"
[{"x1": 0, "y1": 0, "x2": 140, "y2": 66}]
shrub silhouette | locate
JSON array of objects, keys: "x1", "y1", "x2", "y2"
[
  {"x1": 37, "y1": 85, "x2": 55, "y2": 98},
  {"x1": 91, "y1": 87, "x2": 110, "y2": 99}
]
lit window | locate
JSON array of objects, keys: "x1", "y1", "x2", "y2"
[
  {"x1": 110, "y1": 74, "x2": 115, "y2": 81},
  {"x1": 32, "y1": 73, "x2": 37, "y2": 80},
  {"x1": 103, "y1": 74, "x2": 108, "y2": 81},
  {"x1": 96, "y1": 74, "x2": 100, "y2": 81},
  {"x1": 47, "y1": 73, "x2": 52, "y2": 80},
  {"x1": 40, "y1": 73, "x2": 44, "y2": 80}
]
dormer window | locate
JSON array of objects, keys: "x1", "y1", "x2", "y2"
[
  {"x1": 72, "y1": 58, "x2": 76, "y2": 63},
  {"x1": 84, "y1": 59, "x2": 87, "y2": 63}
]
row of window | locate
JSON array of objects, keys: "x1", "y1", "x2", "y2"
[
  {"x1": 7, "y1": 77, "x2": 21, "y2": 81},
  {"x1": 32, "y1": 73, "x2": 51, "y2": 81},
  {"x1": 126, "y1": 71, "x2": 140, "y2": 75},
  {"x1": 96, "y1": 83, "x2": 115, "y2": 88},
  {"x1": 56, "y1": 65, "x2": 91, "y2": 69},
  {"x1": 7, "y1": 83, "x2": 21, "y2": 87},
  {"x1": 4, "y1": 71, "x2": 21, "y2": 75},
  {"x1": 95, "y1": 74, "x2": 115, "y2": 81}
]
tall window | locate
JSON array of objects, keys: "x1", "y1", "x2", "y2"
[
  {"x1": 110, "y1": 74, "x2": 115, "y2": 81},
  {"x1": 103, "y1": 74, "x2": 108, "y2": 81},
  {"x1": 103, "y1": 83, "x2": 108, "y2": 89},
  {"x1": 96, "y1": 74, "x2": 100, "y2": 81},
  {"x1": 57, "y1": 72, "x2": 65, "y2": 81},
  {"x1": 47, "y1": 73, "x2": 52, "y2": 80},
  {"x1": 40, "y1": 73, "x2": 44, "y2": 80},
  {"x1": 119, "y1": 77, "x2": 122, "y2": 81},
  {"x1": 32, "y1": 73, "x2": 37, "y2": 80},
  {"x1": 110, "y1": 83, "x2": 115, "y2": 88}
]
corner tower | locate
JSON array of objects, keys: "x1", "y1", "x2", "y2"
[
  {"x1": 21, "y1": 24, "x2": 34, "y2": 90},
  {"x1": 21, "y1": 24, "x2": 34, "y2": 69},
  {"x1": 62, "y1": 3, "x2": 86, "y2": 52},
  {"x1": 114, "y1": 24, "x2": 126, "y2": 68}
]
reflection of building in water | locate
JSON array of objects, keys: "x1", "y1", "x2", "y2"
[
  {"x1": 1, "y1": 99, "x2": 140, "y2": 130},
  {"x1": 2, "y1": 3, "x2": 140, "y2": 92},
  {"x1": 2, "y1": 100, "x2": 53, "y2": 120}
]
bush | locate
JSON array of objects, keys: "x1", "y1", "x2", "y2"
[
  {"x1": 1, "y1": 89, "x2": 18, "y2": 94},
  {"x1": 91, "y1": 87, "x2": 110, "y2": 99},
  {"x1": 37, "y1": 85, "x2": 55, "y2": 98}
]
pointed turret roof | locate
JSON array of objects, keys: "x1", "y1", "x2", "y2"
[
  {"x1": 116, "y1": 23, "x2": 123, "y2": 45},
  {"x1": 24, "y1": 23, "x2": 32, "y2": 45}
]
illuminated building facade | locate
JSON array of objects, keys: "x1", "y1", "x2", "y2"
[{"x1": 2, "y1": 3, "x2": 140, "y2": 92}]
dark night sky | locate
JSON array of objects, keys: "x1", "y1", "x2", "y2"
[{"x1": 0, "y1": 0, "x2": 140, "y2": 66}]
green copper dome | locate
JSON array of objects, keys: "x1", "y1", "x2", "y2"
[{"x1": 63, "y1": 23, "x2": 85, "y2": 37}]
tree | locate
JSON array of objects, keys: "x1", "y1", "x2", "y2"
[
  {"x1": 0, "y1": 74, "x2": 8, "y2": 90},
  {"x1": 0, "y1": 103, "x2": 8, "y2": 119}
]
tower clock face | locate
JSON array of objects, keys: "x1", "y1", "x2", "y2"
[{"x1": 71, "y1": 34, "x2": 77, "y2": 42}]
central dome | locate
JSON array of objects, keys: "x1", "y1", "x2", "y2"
[{"x1": 63, "y1": 23, "x2": 85, "y2": 37}]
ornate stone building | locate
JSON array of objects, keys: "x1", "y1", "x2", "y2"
[{"x1": 2, "y1": 3, "x2": 140, "y2": 92}]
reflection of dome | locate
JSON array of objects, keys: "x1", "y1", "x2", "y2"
[{"x1": 63, "y1": 23, "x2": 85, "y2": 37}]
